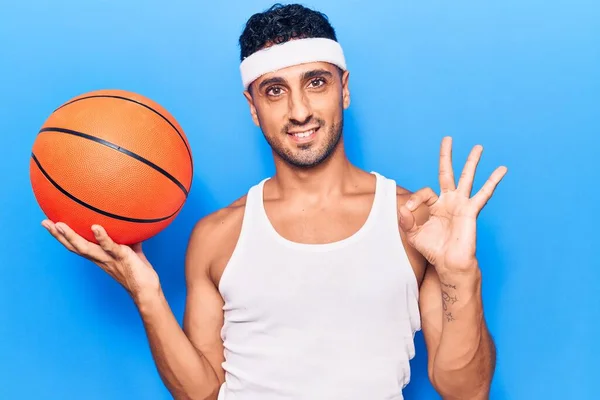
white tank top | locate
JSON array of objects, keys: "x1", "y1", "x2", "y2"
[{"x1": 217, "y1": 172, "x2": 421, "y2": 400}]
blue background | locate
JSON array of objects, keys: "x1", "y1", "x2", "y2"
[{"x1": 0, "y1": 1, "x2": 598, "y2": 399}]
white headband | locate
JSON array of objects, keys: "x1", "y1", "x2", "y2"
[{"x1": 240, "y1": 37, "x2": 347, "y2": 90}]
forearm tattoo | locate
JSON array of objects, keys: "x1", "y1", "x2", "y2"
[{"x1": 441, "y1": 282, "x2": 458, "y2": 322}]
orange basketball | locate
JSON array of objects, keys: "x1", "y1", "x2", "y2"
[{"x1": 30, "y1": 89, "x2": 193, "y2": 245}]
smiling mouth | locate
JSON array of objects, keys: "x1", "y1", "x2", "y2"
[{"x1": 287, "y1": 127, "x2": 319, "y2": 143}]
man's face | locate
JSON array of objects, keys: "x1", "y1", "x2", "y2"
[{"x1": 244, "y1": 61, "x2": 350, "y2": 168}]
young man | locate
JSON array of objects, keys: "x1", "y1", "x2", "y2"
[{"x1": 42, "y1": 4, "x2": 507, "y2": 400}]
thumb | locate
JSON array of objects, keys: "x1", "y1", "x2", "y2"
[
  {"x1": 92, "y1": 225, "x2": 124, "y2": 259},
  {"x1": 129, "y1": 242, "x2": 150, "y2": 264},
  {"x1": 399, "y1": 187, "x2": 437, "y2": 237},
  {"x1": 129, "y1": 242, "x2": 143, "y2": 253},
  {"x1": 398, "y1": 205, "x2": 419, "y2": 235}
]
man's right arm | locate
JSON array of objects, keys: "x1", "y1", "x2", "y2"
[
  {"x1": 135, "y1": 288, "x2": 221, "y2": 400},
  {"x1": 42, "y1": 210, "x2": 230, "y2": 400},
  {"x1": 135, "y1": 215, "x2": 228, "y2": 400}
]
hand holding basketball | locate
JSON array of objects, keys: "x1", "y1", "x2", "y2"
[{"x1": 42, "y1": 220, "x2": 160, "y2": 299}]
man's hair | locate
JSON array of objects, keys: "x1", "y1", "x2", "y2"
[{"x1": 239, "y1": 3, "x2": 338, "y2": 61}]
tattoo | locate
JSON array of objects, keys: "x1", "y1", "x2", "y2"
[
  {"x1": 442, "y1": 291, "x2": 458, "y2": 309},
  {"x1": 441, "y1": 281, "x2": 458, "y2": 322},
  {"x1": 441, "y1": 282, "x2": 457, "y2": 290}
]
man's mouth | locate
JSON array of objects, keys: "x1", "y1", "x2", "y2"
[{"x1": 287, "y1": 127, "x2": 319, "y2": 143}]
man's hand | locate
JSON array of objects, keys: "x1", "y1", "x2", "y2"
[
  {"x1": 398, "y1": 136, "x2": 507, "y2": 273},
  {"x1": 41, "y1": 220, "x2": 160, "y2": 301}
]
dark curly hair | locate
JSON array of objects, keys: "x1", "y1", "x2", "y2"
[{"x1": 239, "y1": 3, "x2": 338, "y2": 61}]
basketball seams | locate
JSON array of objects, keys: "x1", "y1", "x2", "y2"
[
  {"x1": 54, "y1": 93, "x2": 194, "y2": 179},
  {"x1": 30, "y1": 153, "x2": 183, "y2": 224},
  {"x1": 38, "y1": 127, "x2": 189, "y2": 197}
]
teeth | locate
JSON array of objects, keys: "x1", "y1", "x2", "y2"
[{"x1": 293, "y1": 129, "x2": 315, "y2": 138}]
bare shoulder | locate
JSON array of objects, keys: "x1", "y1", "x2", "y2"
[
  {"x1": 189, "y1": 195, "x2": 247, "y2": 243},
  {"x1": 395, "y1": 184, "x2": 430, "y2": 284},
  {"x1": 185, "y1": 195, "x2": 247, "y2": 285}
]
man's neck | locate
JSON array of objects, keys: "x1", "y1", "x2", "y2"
[{"x1": 269, "y1": 145, "x2": 359, "y2": 201}]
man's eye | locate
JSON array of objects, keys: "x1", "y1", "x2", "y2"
[
  {"x1": 267, "y1": 86, "x2": 284, "y2": 96},
  {"x1": 309, "y1": 78, "x2": 326, "y2": 88}
]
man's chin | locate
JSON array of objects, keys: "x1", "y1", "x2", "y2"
[{"x1": 281, "y1": 147, "x2": 335, "y2": 169}]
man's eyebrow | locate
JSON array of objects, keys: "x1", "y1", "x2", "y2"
[
  {"x1": 258, "y1": 76, "x2": 286, "y2": 91},
  {"x1": 301, "y1": 69, "x2": 334, "y2": 81}
]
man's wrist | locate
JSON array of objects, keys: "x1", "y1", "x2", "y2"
[
  {"x1": 435, "y1": 260, "x2": 482, "y2": 287},
  {"x1": 131, "y1": 285, "x2": 166, "y2": 314}
]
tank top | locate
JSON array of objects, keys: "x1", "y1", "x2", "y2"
[{"x1": 217, "y1": 172, "x2": 421, "y2": 400}]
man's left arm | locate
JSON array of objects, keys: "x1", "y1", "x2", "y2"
[
  {"x1": 396, "y1": 137, "x2": 506, "y2": 399},
  {"x1": 419, "y1": 260, "x2": 496, "y2": 399},
  {"x1": 400, "y1": 200, "x2": 496, "y2": 399}
]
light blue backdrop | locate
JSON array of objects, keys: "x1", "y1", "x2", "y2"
[{"x1": 0, "y1": 1, "x2": 598, "y2": 399}]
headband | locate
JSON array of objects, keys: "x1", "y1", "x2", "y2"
[{"x1": 239, "y1": 37, "x2": 347, "y2": 90}]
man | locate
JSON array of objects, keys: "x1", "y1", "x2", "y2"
[{"x1": 42, "y1": 4, "x2": 507, "y2": 399}]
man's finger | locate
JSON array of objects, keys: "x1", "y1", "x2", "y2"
[
  {"x1": 42, "y1": 220, "x2": 77, "y2": 253},
  {"x1": 439, "y1": 136, "x2": 456, "y2": 193},
  {"x1": 54, "y1": 222, "x2": 108, "y2": 261},
  {"x1": 398, "y1": 204, "x2": 419, "y2": 235},
  {"x1": 471, "y1": 166, "x2": 508, "y2": 211},
  {"x1": 91, "y1": 225, "x2": 125, "y2": 260},
  {"x1": 405, "y1": 187, "x2": 439, "y2": 212},
  {"x1": 457, "y1": 144, "x2": 483, "y2": 197}
]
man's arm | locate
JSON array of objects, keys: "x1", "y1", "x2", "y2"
[
  {"x1": 41, "y1": 218, "x2": 226, "y2": 400},
  {"x1": 396, "y1": 137, "x2": 504, "y2": 399},
  {"x1": 135, "y1": 215, "x2": 229, "y2": 400},
  {"x1": 419, "y1": 262, "x2": 496, "y2": 399},
  {"x1": 182, "y1": 214, "x2": 229, "y2": 387},
  {"x1": 397, "y1": 195, "x2": 495, "y2": 399}
]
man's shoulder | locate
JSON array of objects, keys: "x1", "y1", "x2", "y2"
[
  {"x1": 395, "y1": 184, "x2": 412, "y2": 199},
  {"x1": 189, "y1": 195, "x2": 248, "y2": 246},
  {"x1": 185, "y1": 194, "x2": 249, "y2": 281},
  {"x1": 372, "y1": 170, "x2": 429, "y2": 218}
]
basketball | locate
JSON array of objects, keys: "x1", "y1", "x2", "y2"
[{"x1": 29, "y1": 89, "x2": 193, "y2": 245}]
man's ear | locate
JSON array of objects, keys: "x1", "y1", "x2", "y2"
[
  {"x1": 341, "y1": 70, "x2": 351, "y2": 109},
  {"x1": 243, "y1": 89, "x2": 260, "y2": 127}
]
